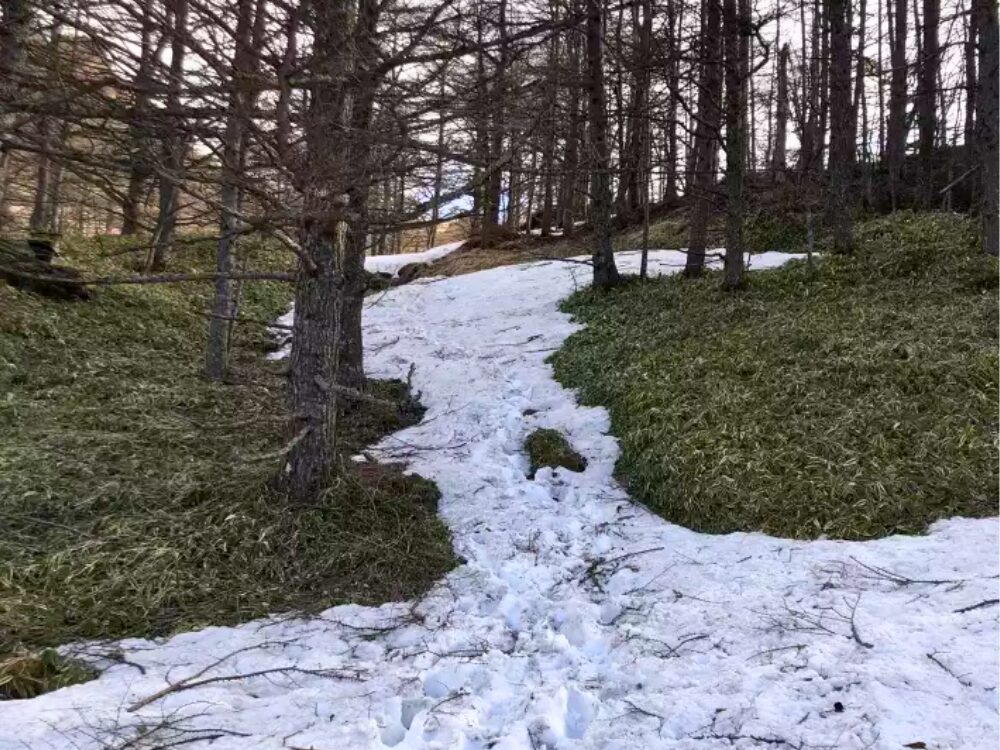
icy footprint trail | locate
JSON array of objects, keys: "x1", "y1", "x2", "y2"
[{"x1": 3, "y1": 252, "x2": 997, "y2": 750}]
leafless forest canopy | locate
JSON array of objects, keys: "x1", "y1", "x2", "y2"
[{"x1": 0, "y1": 0, "x2": 996, "y2": 498}]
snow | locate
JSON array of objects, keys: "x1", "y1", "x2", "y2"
[
  {"x1": 3, "y1": 250, "x2": 997, "y2": 750},
  {"x1": 365, "y1": 241, "x2": 464, "y2": 276}
]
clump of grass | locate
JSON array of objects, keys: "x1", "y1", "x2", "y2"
[
  {"x1": 551, "y1": 212, "x2": 998, "y2": 540},
  {"x1": 0, "y1": 234, "x2": 455, "y2": 658},
  {"x1": 0, "y1": 649, "x2": 96, "y2": 700},
  {"x1": 524, "y1": 428, "x2": 587, "y2": 478}
]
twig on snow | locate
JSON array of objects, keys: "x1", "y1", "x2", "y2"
[
  {"x1": 953, "y1": 598, "x2": 999, "y2": 613},
  {"x1": 848, "y1": 556, "x2": 960, "y2": 587},
  {"x1": 926, "y1": 652, "x2": 974, "y2": 688}
]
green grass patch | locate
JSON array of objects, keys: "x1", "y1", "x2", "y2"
[
  {"x1": 0, "y1": 235, "x2": 455, "y2": 661},
  {"x1": 524, "y1": 428, "x2": 587, "y2": 478},
  {"x1": 551, "y1": 212, "x2": 998, "y2": 539}
]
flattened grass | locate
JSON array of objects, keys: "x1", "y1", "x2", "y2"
[
  {"x1": 0, "y1": 235, "x2": 455, "y2": 659},
  {"x1": 551, "y1": 213, "x2": 998, "y2": 539},
  {"x1": 524, "y1": 428, "x2": 587, "y2": 478}
]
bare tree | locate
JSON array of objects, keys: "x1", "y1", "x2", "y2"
[
  {"x1": 827, "y1": 0, "x2": 854, "y2": 252},
  {"x1": 585, "y1": 0, "x2": 619, "y2": 288}
]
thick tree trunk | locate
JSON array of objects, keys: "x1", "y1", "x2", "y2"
[
  {"x1": 685, "y1": 0, "x2": 723, "y2": 278},
  {"x1": 916, "y1": 0, "x2": 940, "y2": 206},
  {"x1": 585, "y1": 0, "x2": 619, "y2": 289},
  {"x1": 828, "y1": 0, "x2": 855, "y2": 253},
  {"x1": 975, "y1": 0, "x2": 999, "y2": 255},
  {"x1": 284, "y1": 0, "x2": 356, "y2": 503},
  {"x1": 722, "y1": 0, "x2": 747, "y2": 290}
]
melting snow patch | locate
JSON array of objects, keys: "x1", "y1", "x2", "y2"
[{"x1": 2, "y1": 250, "x2": 996, "y2": 750}]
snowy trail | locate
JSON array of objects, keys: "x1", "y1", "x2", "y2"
[{"x1": 3, "y1": 251, "x2": 997, "y2": 750}]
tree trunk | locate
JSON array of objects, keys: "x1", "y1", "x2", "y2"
[
  {"x1": 559, "y1": 20, "x2": 583, "y2": 237},
  {"x1": 772, "y1": 43, "x2": 790, "y2": 179},
  {"x1": 685, "y1": 0, "x2": 723, "y2": 278},
  {"x1": 482, "y1": 0, "x2": 508, "y2": 246},
  {"x1": 964, "y1": 4, "x2": 977, "y2": 165},
  {"x1": 284, "y1": 0, "x2": 356, "y2": 503},
  {"x1": 0, "y1": 0, "x2": 29, "y2": 226},
  {"x1": 828, "y1": 0, "x2": 855, "y2": 253},
  {"x1": 887, "y1": 0, "x2": 908, "y2": 208},
  {"x1": 722, "y1": 0, "x2": 747, "y2": 290},
  {"x1": 975, "y1": 0, "x2": 999, "y2": 255},
  {"x1": 585, "y1": 0, "x2": 619, "y2": 289},
  {"x1": 122, "y1": 0, "x2": 154, "y2": 236},
  {"x1": 149, "y1": 0, "x2": 188, "y2": 271},
  {"x1": 428, "y1": 80, "x2": 446, "y2": 248},
  {"x1": 339, "y1": 0, "x2": 380, "y2": 390},
  {"x1": 916, "y1": 0, "x2": 940, "y2": 206},
  {"x1": 206, "y1": 0, "x2": 256, "y2": 382}
]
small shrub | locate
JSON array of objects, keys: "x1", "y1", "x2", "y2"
[{"x1": 524, "y1": 428, "x2": 587, "y2": 478}]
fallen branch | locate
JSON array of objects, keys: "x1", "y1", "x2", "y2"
[
  {"x1": 127, "y1": 664, "x2": 366, "y2": 712},
  {"x1": 953, "y1": 598, "x2": 999, "y2": 614},
  {"x1": 0, "y1": 266, "x2": 295, "y2": 286},
  {"x1": 849, "y1": 557, "x2": 959, "y2": 587}
]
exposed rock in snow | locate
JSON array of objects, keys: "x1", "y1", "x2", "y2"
[{"x1": 2, "y1": 251, "x2": 996, "y2": 750}]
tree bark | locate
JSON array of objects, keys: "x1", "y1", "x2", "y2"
[
  {"x1": 284, "y1": 0, "x2": 356, "y2": 503},
  {"x1": 975, "y1": 0, "x2": 999, "y2": 255},
  {"x1": 772, "y1": 43, "x2": 790, "y2": 180},
  {"x1": 685, "y1": 0, "x2": 723, "y2": 278},
  {"x1": 206, "y1": 0, "x2": 257, "y2": 382},
  {"x1": 121, "y1": 0, "x2": 155, "y2": 236},
  {"x1": 828, "y1": 0, "x2": 855, "y2": 253},
  {"x1": 964, "y1": 3, "x2": 977, "y2": 165},
  {"x1": 559, "y1": 17, "x2": 583, "y2": 237},
  {"x1": 916, "y1": 0, "x2": 940, "y2": 206},
  {"x1": 149, "y1": 0, "x2": 188, "y2": 271},
  {"x1": 339, "y1": 0, "x2": 380, "y2": 391},
  {"x1": 722, "y1": 0, "x2": 747, "y2": 290},
  {"x1": 0, "y1": 0, "x2": 29, "y2": 227},
  {"x1": 886, "y1": 0, "x2": 908, "y2": 208},
  {"x1": 585, "y1": 0, "x2": 619, "y2": 289}
]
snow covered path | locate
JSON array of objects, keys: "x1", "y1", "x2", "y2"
[{"x1": 3, "y1": 251, "x2": 997, "y2": 750}]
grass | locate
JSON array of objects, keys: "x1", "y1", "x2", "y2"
[
  {"x1": 551, "y1": 212, "x2": 998, "y2": 540},
  {"x1": 0, "y1": 234, "x2": 456, "y2": 665},
  {"x1": 524, "y1": 428, "x2": 587, "y2": 478},
  {"x1": 0, "y1": 649, "x2": 96, "y2": 700}
]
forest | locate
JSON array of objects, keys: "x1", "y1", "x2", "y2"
[{"x1": 0, "y1": 0, "x2": 997, "y2": 747}]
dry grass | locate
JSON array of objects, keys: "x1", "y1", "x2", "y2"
[
  {"x1": 0, "y1": 649, "x2": 96, "y2": 700},
  {"x1": 524, "y1": 428, "x2": 587, "y2": 478}
]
